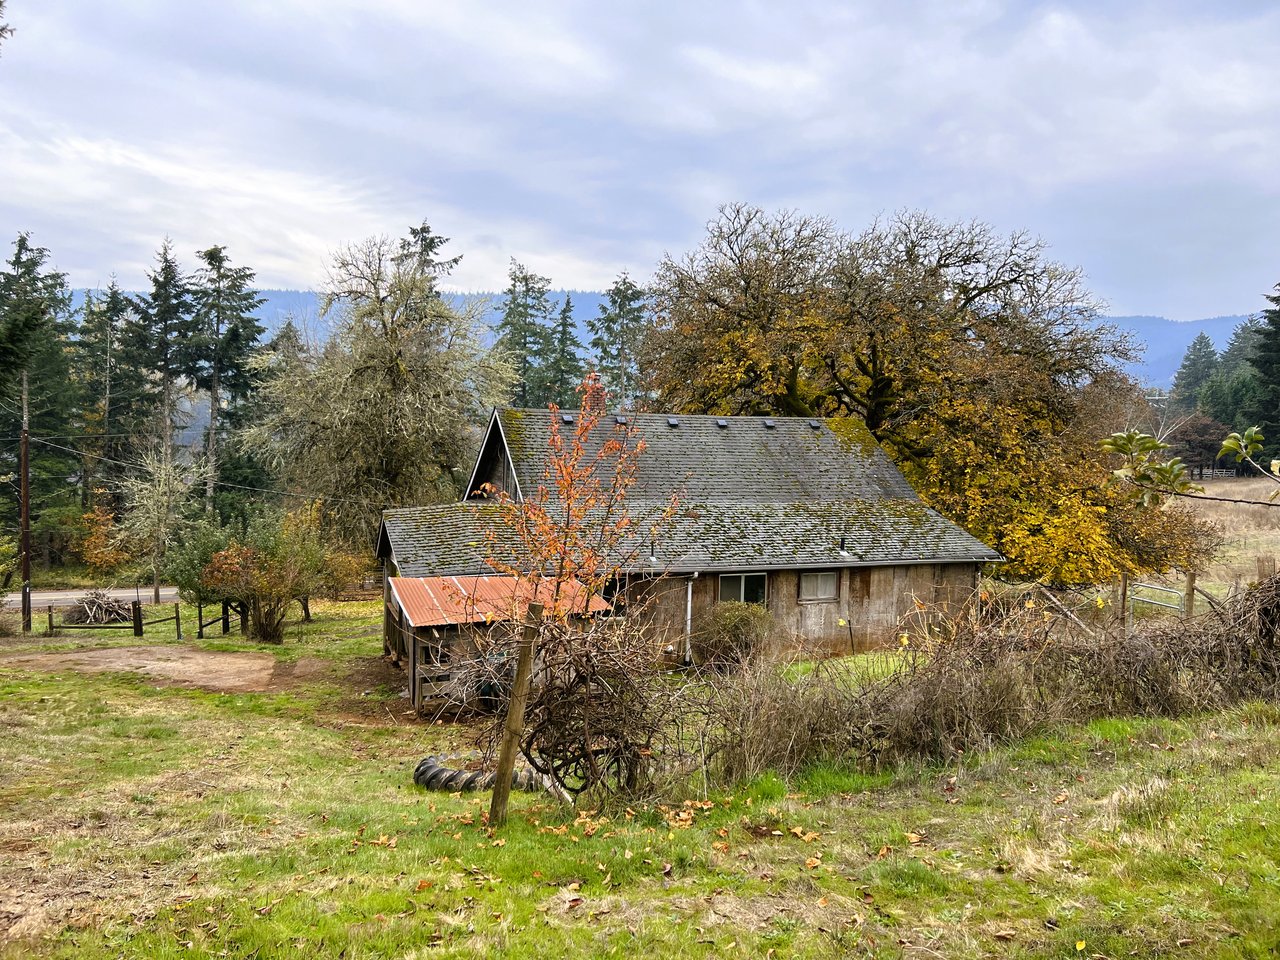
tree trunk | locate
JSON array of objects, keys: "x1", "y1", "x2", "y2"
[{"x1": 205, "y1": 361, "x2": 219, "y2": 514}]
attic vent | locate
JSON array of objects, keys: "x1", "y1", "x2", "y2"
[
  {"x1": 763, "y1": 419, "x2": 776, "y2": 429},
  {"x1": 667, "y1": 417, "x2": 680, "y2": 428},
  {"x1": 614, "y1": 415, "x2": 629, "y2": 425},
  {"x1": 561, "y1": 413, "x2": 575, "y2": 425},
  {"x1": 716, "y1": 419, "x2": 729, "y2": 429},
  {"x1": 808, "y1": 419, "x2": 822, "y2": 430}
]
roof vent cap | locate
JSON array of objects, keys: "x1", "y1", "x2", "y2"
[
  {"x1": 716, "y1": 418, "x2": 729, "y2": 429},
  {"x1": 615, "y1": 414, "x2": 629, "y2": 425},
  {"x1": 763, "y1": 418, "x2": 776, "y2": 429},
  {"x1": 667, "y1": 416, "x2": 680, "y2": 428},
  {"x1": 561, "y1": 413, "x2": 575, "y2": 425},
  {"x1": 808, "y1": 419, "x2": 822, "y2": 430}
]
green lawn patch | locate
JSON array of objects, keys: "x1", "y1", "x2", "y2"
[{"x1": 1, "y1": 606, "x2": 1279, "y2": 958}]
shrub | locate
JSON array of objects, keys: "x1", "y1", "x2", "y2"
[
  {"x1": 692, "y1": 601, "x2": 776, "y2": 669},
  {"x1": 701, "y1": 657, "x2": 865, "y2": 783},
  {"x1": 201, "y1": 511, "x2": 327, "y2": 643}
]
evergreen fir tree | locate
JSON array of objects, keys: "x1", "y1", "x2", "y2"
[
  {"x1": 0, "y1": 234, "x2": 67, "y2": 392},
  {"x1": 120, "y1": 239, "x2": 197, "y2": 461},
  {"x1": 1245, "y1": 284, "x2": 1280, "y2": 457},
  {"x1": 1199, "y1": 366, "x2": 1263, "y2": 433},
  {"x1": 587, "y1": 271, "x2": 647, "y2": 409},
  {"x1": 0, "y1": 234, "x2": 79, "y2": 561},
  {"x1": 543, "y1": 295, "x2": 585, "y2": 408},
  {"x1": 191, "y1": 245, "x2": 265, "y2": 512},
  {"x1": 1220, "y1": 315, "x2": 1264, "y2": 375},
  {"x1": 496, "y1": 260, "x2": 554, "y2": 407},
  {"x1": 1169, "y1": 332, "x2": 1219, "y2": 413},
  {"x1": 71, "y1": 280, "x2": 136, "y2": 504}
]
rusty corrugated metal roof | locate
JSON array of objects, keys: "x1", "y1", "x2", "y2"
[{"x1": 388, "y1": 575, "x2": 610, "y2": 628}]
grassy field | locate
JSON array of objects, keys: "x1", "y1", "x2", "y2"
[
  {"x1": 1184, "y1": 477, "x2": 1280, "y2": 593},
  {"x1": 2, "y1": 601, "x2": 1280, "y2": 958}
]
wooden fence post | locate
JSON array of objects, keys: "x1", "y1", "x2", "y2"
[
  {"x1": 221, "y1": 601, "x2": 230, "y2": 635},
  {"x1": 1183, "y1": 569, "x2": 1196, "y2": 620},
  {"x1": 490, "y1": 602, "x2": 543, "y2": 829},
  {"x1": 1118, "y1": 572, "x2": 1129, "y2": 636},
  {"x1": 196, "y1": 602, "x2": 204, "y2": 639},
  {"x1": 174, "y1": 603, "x2": 182, "y2": 641},
  {"x1": 46, "y1": 605, "x2": 55, "y2": 637},
  {"x1": 131, "y1": 600, "x2": 143, "y2": 637}
]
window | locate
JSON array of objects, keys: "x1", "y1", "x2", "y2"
[
  {"x1": 799, "y1": 571, "x2": 839, "y2": 602},
  {"x1": 719, "y1": 573, "x2": 767, "y2": 604}
]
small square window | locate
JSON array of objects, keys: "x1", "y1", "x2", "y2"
[{"x1": 799, "y1": 571, "x2": 839, "y2": 602}]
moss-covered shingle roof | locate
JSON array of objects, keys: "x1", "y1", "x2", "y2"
[{"x1": 377, "y1": 410, "x2": 1000, "y2": 576}]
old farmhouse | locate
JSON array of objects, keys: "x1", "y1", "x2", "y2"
[{"x1": 376, "y1": 407, "x2": 1000, "y2": 673}]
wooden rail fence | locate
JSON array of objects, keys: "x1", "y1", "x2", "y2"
[{"x1": 43, "y1": 600, "x2": 245, "y2": 640}]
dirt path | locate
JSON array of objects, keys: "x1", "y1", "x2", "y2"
[{"x1": 0, "y1": 645, "x2": 325, "y2": 694}]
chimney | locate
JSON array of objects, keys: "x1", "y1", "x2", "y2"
[{"x1": 580, "y1": 371, "x2": 607, "y2": 415}]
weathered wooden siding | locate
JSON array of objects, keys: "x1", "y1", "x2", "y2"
[
  {"x1": 768, "y1": 564, "x2": 978, "y2": 656},
  {"x1": 619, "y1": 564, "x2": 978, "y2": 661}
]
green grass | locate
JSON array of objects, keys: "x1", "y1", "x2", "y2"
[{"x1": 2, "y1": 604, "x2": 1280, "y2": 957}]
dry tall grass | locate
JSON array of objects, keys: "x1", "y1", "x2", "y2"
[{"x1": 1185, "y1": 477, "x2": 1280, "y2": 590}]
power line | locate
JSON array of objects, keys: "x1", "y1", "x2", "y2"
[
  {"x1": 0, "y1": 432, "x2": 145, "y2": 442},
  {"x1": 28, "y1": 437, "x2": 385, "y2": 509}
]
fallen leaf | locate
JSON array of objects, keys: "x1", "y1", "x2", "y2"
[{"x1": 415, "y1": 879, "x2": 433, "y2": 892}]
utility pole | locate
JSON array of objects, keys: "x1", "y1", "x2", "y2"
[{"x1": 19, "y1": 370, "x2": 31, "y2": 633}]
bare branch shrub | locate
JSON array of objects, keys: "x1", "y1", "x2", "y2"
[
  {"x1": 698, "y1": 658, "x2": 865, "y2": 783},
  {"x1": 691, "y1": 601, "x2": 777, "y2": 670}
]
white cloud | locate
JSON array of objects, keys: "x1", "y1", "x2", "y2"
[{"x1": 0, "y1": 1, "x2": 1276, "y2": 318}]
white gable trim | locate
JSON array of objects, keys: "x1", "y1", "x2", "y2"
[{"x1": 462, "y1": 408, "x2": 524, "y2": 503}]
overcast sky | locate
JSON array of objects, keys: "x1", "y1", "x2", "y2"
[{"x1": 1, "y1": 1, "x2": 1277, "y2": 319}]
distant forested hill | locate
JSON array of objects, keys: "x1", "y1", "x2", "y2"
[
  {"x1": 1107, "y1": 314, "x2": 1251, "y2": 387},
  {"x1": 72, "y1": 288, "x2": 1251, "y2": 389}
]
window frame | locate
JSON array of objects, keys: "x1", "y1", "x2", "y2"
[
  {"x1": 798, "y1": 570, "x2": 840, "y2": 604},
  {"x1": 718, "y1": 572, "x2": 768, "y2": 605}
]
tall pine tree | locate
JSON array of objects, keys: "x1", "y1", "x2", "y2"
[
  {"x1": 544, "y1": 294, "x2": 584, "y2": 408},
  {"x1": 71, "y1": 280, "x2": 135, "y2": 504},
  {"x1": 0, "y1": 234, "x2": 65, "y2": 393},
  {"x1": 121, "y1": 239, "x2": 197, "y2": 463},
  {"x1": 0, "y1": 234, "x2": 79, "y2": 565},
  {"x1": 1246, "y1": 284, "x2": 1280, "y2": 457},
  {"x1": 1221, "y1": 316, "x2": 1264, "y2": 375},
  {"x1": 587, "y1": 271, "x2": 647, "y2": 409},
  {"x1": 1169, "y1": 332, "x2": 1219, "y2": 413},
  {"x1": 191, "y1": 245, "x2": 265, "y2": 513},
  {"x1": 496, "y1": 260, "x2": 554, "y2": 407}
]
